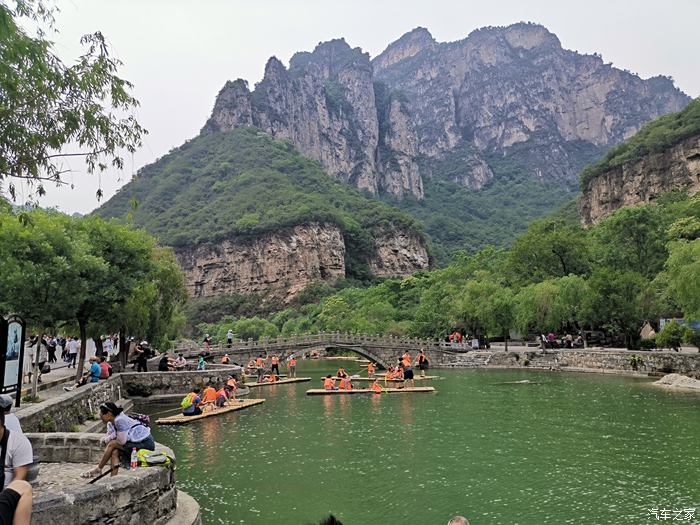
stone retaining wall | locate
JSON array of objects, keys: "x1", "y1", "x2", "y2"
[
  {"x1": 426, "y1": 348, "x2": 700, "y2": 375},
  {"x1": 120, "y1": 369, "x2": 243, "y2": 397},
  {"x1": 27, "y1": 433, "x2": 179, "y2": 525},
  {"x1": 19, "y1": 380, "x2": 122, "y2": 433},
  {"x1": 18, "y1": 369, "x2": 243, "y2": 432}
]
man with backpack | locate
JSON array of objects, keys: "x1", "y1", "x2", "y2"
[{"x1": 181, "y1": 388, "x2": 202, "y2": 416}]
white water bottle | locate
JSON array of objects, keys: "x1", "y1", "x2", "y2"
[{"x1": 130, "y1": 447, "x2": 138, "y2": 469}]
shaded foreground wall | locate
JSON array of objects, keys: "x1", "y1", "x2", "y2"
[{"x1": 27, "y1": 433, "x2": 181, "y2": 525}]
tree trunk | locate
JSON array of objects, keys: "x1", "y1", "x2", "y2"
[
  {"x1": 504, "y1": 330, "x2": 509, "y2": 352},
  {"x1": 30, "y1": 334, "x2": 41, "y2": 399},
  {"x1": 76, "y1": 318, "x2": 87, "y2": 383}
]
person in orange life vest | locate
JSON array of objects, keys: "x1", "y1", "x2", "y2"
[
  {"x1": 287, "y1": 356, "x2": 297, "y2": 378},
  {"x1": 415, "y1": 349, "x2": 429, "y2": 377},
  {"x1": 395, "y1": 362, "x2": 406, "y2": 388},
  {"x1": 215, "y1": 385, "x2": 233, "y2": 408},
  {"x1": 323, "y1": 375, "x2": 337, "y2": 390},
  {"x1": 270, "y1": 355, "x2": 280, "y2": 375},
  {"x1": 401, "y1": 352, "x2": 411, "y2": 367},
  {"x1": 226, "y1": 376, "x2": 238, "y2": 401},
  {"x1": 384, "y1": 366, "x2": 394, "y2": 382},
  {"x1": 200, "y1": 384, "x2": 218, "y2": 410},
  {"x1": 336, "y1": 367, "x2": 348, "y2": 379},
  {"x1": 366, "y1": 362, "x2": 375, "y2": 378},
  {"x1": 255, "y1": 355, "x2": 265, "y2": 382},
  {"x1": 370, "y1": 378, "x2": 382, "y2": 394},
  {"x1": 338, "y1": 376, "x2": 352, "y2": 391},
  {"x1": 182, "y1": 388, "x2": 202, "y2": 416},
  {"x1": 221, "y1": 354, "x2": 230, "y2": 364}
]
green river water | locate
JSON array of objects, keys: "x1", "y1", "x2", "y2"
[{"x1": 148, "y1": 360, "x2": 700, "y2": 525}]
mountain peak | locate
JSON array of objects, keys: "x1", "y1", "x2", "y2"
[{"x1": 373, "y1": 27, "x2": 436, "y2": 70}]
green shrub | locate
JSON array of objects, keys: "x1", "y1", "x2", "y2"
[
  {"x1": 38, "y1": 415, "x2": 56, "y2": 432},
  {"x1": 656, "y1": 321, "x2": 685, "y2": 351},
  {"x1": 639, "y1": 338, "x2": 657, "y2": 350}
]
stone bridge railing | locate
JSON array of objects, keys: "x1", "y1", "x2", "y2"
[
  {"x1": 174, "y1": 332, "x2": 470, "y2": 354},
  {"x1": 172, "y1": 333, "x2": 472, "y2": 369}
]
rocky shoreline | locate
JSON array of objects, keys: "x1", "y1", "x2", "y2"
[{"x1": 654, "y1": 373, "x2": 700, "y2": 391}]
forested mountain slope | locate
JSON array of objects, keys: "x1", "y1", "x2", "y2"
[{"x1": 96, "y1": 129, "x2": 430, "y2": 302}]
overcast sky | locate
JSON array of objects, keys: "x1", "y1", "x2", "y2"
[{"x1": 24, "y1": 0, "x2": 700, "y2": 214}]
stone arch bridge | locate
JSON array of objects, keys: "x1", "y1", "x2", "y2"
[{"x1": 174, "y1": 333, "x2": 473, "y2": 369}]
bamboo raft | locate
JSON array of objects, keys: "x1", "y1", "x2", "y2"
[
  {"x1": 245, "y1": 377, "x2": 311, "y2": 388},
  {"x1": 155, "y1": 399, "x2": 265, "y2": 425},
  {"x1": 306, "y1": 387, "x2": 435, "y2": 395},
  {"x1": 338, "y1": 375, "x2": 440, "y2": 382}
]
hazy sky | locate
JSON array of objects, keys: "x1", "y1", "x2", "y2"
[{"x1": 24, "y1": 0, "x2": 700, "y2": 214}]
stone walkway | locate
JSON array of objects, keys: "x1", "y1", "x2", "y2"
[{"x1": 32, "y1": 462, "x2": 141, "y2": 498}]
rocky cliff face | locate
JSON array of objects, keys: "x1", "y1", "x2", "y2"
[
  {"x1": 177, "y1": 223, "x2": 430, "y2": 302},
  {"x1": 203, "y1": 40, "x2": 422, "y2": 198},
  {"x1": 579, "y1": 135, "x2": 700, "y2": 224},
  {"x1": 204, "y1": 23, "x2": 689, "y2": 194},
  {"x1": 373, "y1": 24, "x2": 690, "y2": 185}
]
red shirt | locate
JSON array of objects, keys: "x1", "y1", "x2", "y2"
[{"x1": 99, "y1": 362, "x2": 111, "y2": 379}]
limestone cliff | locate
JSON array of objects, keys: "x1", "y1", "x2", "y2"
[
  {"x1": 202, "y1": 40, "x2": 422, "y2": 198},
  {"x1": 177, "y1": 223, "x2": 430, "y2": 302},
  {"x1": 373, "y1": 24, "x2": 690, "y2": 185},
  {"x1": 579, "y1": 134, "x2": 700, "y2": 224},
  {"x1": 203, "y1": 23, "x2": 688, "y2": 196}
]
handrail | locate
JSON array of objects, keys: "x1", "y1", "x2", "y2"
[{"x1": 170, "y1": 333, "x2": 473, "y2": 354}]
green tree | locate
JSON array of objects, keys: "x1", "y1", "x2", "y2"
[
  {"x1": 592, "y1": 205, "x2": 668, "y2": 278},
  {"x1": 0, "y1": 1, "x2": 145, "y2": 198},
  {"x1": 483, "y1": 284, "x2": 515, "y2": 351},
  {"x1": 514, "y1": 280, "x2": 562, "y2": 336},
  {"x1": 586, "y1": 268, "x2": 655, "y2": 348},
  {"x1": 664, "y1": 239, "x2": 700, "y2": 320},
  {"x1": 116, "y1": 247, "x2": 187, "y2": 355},
  {"x1": 507, "y1": 219, "x2": 589, "y2": 285},
  {"x1": 231, "y1": 316, "x2": 278, "y2": 341}
]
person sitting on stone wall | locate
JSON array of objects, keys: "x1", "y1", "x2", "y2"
[
  {"x1": 173, "y1": 354, "x2": 187, "y2": 371},
  {"x1": 82, "y1": 402, "x2": 155, "y2": 479},
  {"x1": 63, "y1": 356, "x2": 102, "y2": 391}
]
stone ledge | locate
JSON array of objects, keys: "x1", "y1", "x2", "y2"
[
  {"x1": 27, "y1": 433, "x2": 178, "y2": 525},
  {"x1": 165, "y1": 491, "x2": 202, "y2": 525}
]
